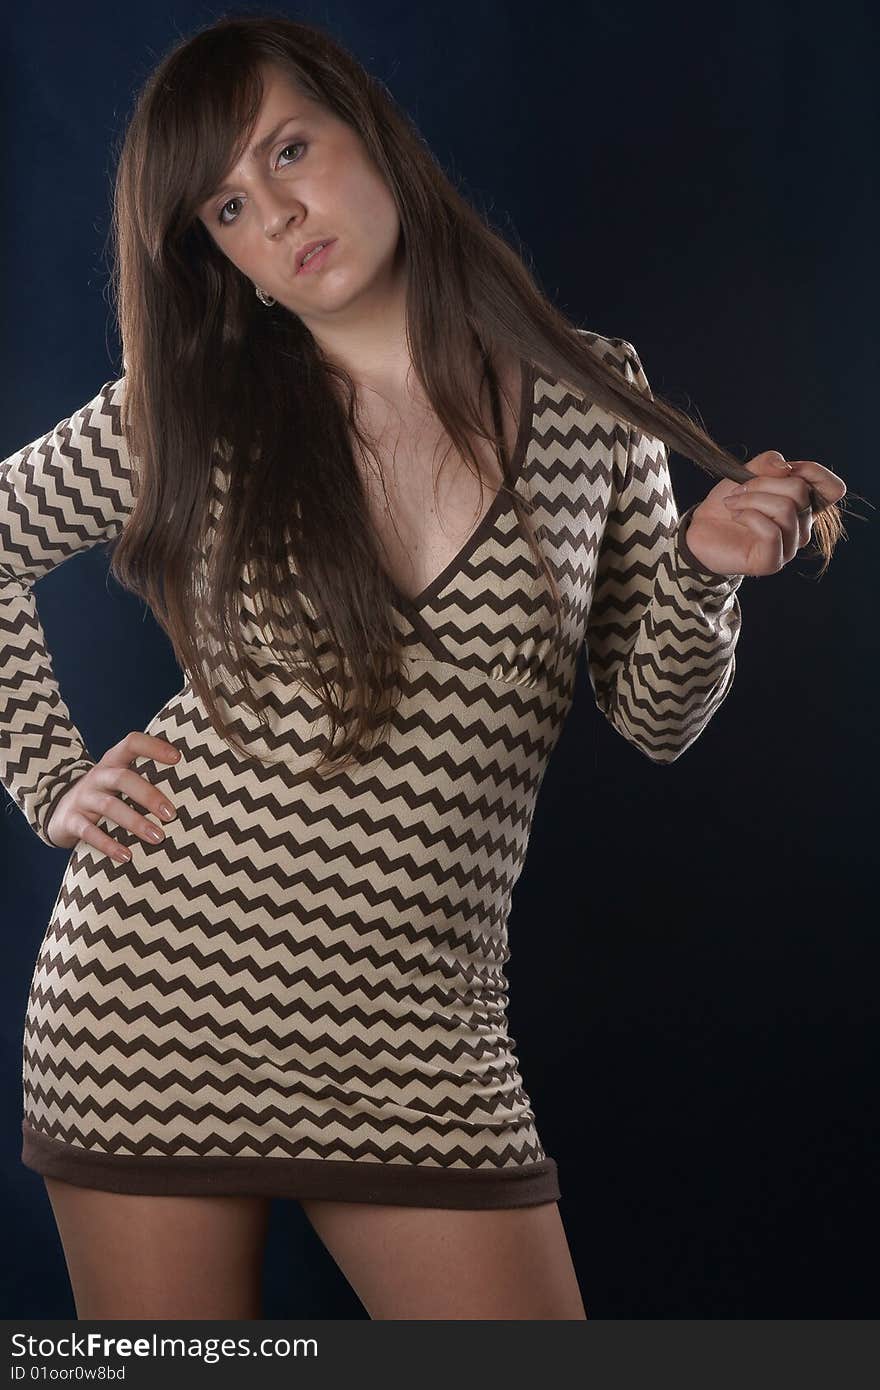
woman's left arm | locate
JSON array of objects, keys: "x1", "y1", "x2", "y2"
[{"x1": 584, "y1": 340, "x2": 746, "y2": 764}]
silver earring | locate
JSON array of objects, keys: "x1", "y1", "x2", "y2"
[{"x1": 255, "y1": 285, "x2": 275, "y2": 306}]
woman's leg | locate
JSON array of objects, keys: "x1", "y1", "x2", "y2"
[
  {"x1": 299, "y1": 1197, "x2": 587, "y2": 1320},
  {"x1": 44, "y1": 1176, "x2": 272, "y2": 1319}
]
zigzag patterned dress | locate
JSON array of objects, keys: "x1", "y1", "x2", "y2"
[{"x1": 2, "y1": 332, "x2": 744, "y2": 1207}]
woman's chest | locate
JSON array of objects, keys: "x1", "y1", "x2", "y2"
[
  {"x1": 213, "y1": 361, "x2": 618, "y2": 691},
  {"x1": 356, "y1": 427, "x2": 508, "y2": 606},
  {"x1": 350, "y1": 360, "x2": 523, "y2": 607}
]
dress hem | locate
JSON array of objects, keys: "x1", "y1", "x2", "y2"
[{"x1": 21, "y1": 1119, "x2": 561, "y2": 1210}]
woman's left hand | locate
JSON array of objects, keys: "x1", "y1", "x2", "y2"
[{"x1": 683, "y1": 451, "x2": 848, "y2": 577}]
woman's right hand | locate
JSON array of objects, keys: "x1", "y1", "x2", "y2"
[{"x1": 45, "y1": 731, "x2": 181, "y2": 860}]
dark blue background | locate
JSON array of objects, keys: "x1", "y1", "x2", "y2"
[{"x1": 2, "y1": 0, "x2": 876, "y2": 1318}]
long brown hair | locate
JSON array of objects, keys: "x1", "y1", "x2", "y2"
[{"x1": 108, "y1": 10, "x2": 853, "y2": 774}]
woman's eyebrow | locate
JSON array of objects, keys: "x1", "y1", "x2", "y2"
[{"x1": 208, "y1": 114, "x2": 303, "y2": 199}]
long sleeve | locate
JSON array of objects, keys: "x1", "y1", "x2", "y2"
[
  {"x1": 0, "y1": 375, "x2": 134, "y2": 845},
  {"x1": 584, "y1": 340, "x2": 744, "y2": 763}
]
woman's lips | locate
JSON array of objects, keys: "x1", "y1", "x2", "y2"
[{"x1": 295, "y1": 238, "x2": 337, "y2": 274}]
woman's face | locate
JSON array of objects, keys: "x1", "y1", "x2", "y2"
[{"x1": 197, "y1": 63, "x2": 404, "y2": 331}]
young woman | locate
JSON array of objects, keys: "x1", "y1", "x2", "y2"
[{"x1": 1, "y1": 15, "x2": 847, "y2": 1320}]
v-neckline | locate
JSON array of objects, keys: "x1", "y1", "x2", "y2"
[{"x1": 384, "y1": 354, "x2": 537, "y2": 620}]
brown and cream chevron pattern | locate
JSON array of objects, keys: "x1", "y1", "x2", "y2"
[{"x1": 3, "y1": 332, "x2": 743, "y2": 1206}]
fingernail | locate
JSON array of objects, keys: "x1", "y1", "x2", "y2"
[{"x1": 772, "y1": 459, "x2": 793, "y2": 471}]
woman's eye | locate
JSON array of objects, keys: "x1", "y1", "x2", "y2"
[
  {"x1": 218, "y1": 198, "x2": 241, "y2": 225},
  {"x1": 277, "y1": 140, "x2": 306, "y2": 167},
  {"x1": 217, "y1": 142, "x2": 307, "y2": 226}
]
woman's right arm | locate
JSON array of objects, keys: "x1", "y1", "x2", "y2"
[{"x1": 0, "y1": 375, "x2": 135, "y2": 845}]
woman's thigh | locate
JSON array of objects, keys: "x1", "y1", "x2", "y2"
[
  {"x1": 299, "y1": 1197, "x2": 587, "y2": 1320},
  {"x1": 43, "y1": 1176, "x2": 272, "y2": 1319}
]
